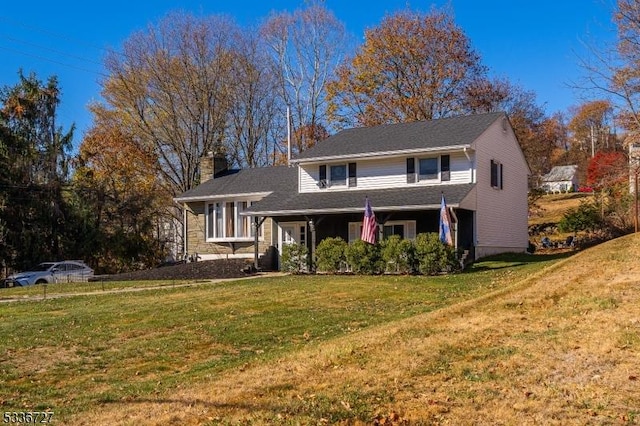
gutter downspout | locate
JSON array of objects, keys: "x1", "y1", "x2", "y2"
[
  {"x1": 463, "y1": 147, "x2": 473, "y2": 183},
  {"x1": 182, "y1": 203, "x2": 188, "y2": 261}
]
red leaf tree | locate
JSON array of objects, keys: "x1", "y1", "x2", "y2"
[{"x1": 586, "y1": 150, "x2": 628, "y2": 192}]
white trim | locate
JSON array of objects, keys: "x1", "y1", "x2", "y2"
[
  {"x1": 381, "y1": 220, "x2": 417, "y2": 241},
  {"x1": 278, "y1": 221, "x2": 308, "y2": 256},
  {"x1": 199, "y1": 253, "x2": 254, "y2": 261},
  {"x1": 292, "y1": 145, "x2": 472, "y2": 164},
  {"x1": 250, "y1": 203, "x2": 459, "y2": 217},
  {"x1": 174, "y1": 191, "x2": 271, "y2": 203},
  {"x1": 206, "y1": 200, "x2": 263, "y2": 241},
  {"x1": 348, "y1": 219, "x2": 417, "y2": 243}
]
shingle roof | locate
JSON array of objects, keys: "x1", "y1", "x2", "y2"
[
  {"x1": 245, "y1": 184, "x2": 475, "y2": 216},
  {"x1": 174, "y1": 166, "x2": 297, "y2": 201},
  {"x1": 293, "y1": 112, "x2": 505, "y2": 162},
  {"x1": 541, "y1": 165, "x2": 578, "y2": 182}
]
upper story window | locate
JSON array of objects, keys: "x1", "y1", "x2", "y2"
[
  {"x1": 491, "y1": 159, "x2": 503, "y2": 189},
  {"x1": 407, "y1": 155, "x2": 450, "y2": 183},
  {"x1": 319, "y1": 162, "x2": 357, "y2": 188},
  {"x1": 330, "y1": 164, "x2": 346, "y2": 186},
  {"x1": 419, "y1": 158, "x2": 438, "y2": 181}
]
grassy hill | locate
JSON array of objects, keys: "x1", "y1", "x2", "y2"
[
  {"x1": 529, "y1": 192, "x2": 593, "y2": 227},
  {"x1": 1, "y1": 234, "x2": 638, "y2": 424}
]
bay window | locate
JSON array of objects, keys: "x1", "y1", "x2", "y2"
[{"x1": 206, "y1": 200, "x2": 261, "y2": 241}]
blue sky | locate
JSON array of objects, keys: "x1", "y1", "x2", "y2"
[{"x1": 0, "y1": 0, "x2": 617, "y2": 148}]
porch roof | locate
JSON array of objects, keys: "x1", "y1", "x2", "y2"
[{"x1": 244, "y1": 183, "x2": 475, "y2": 216}]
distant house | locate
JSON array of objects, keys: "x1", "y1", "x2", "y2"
[
  {"x1": 174, "y1": 112, "x2": 531, "y2": 269},
  {"x1": 540, "y1": 165, "x2": 579, "y2": 194}
]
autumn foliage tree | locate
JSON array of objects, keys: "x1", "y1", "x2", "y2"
[
  {"x1": 586, "y1": 150, "x2": 628, "y2": 191},
  {"x1": 272, "y1": 123, "x2": 329, "y2": 165},
  {"x1": 74, "y1": 122, "x2": 169, "y2": 272},
  {"x1": 327, "y1": 8, "x2": 488, "y2": 127}
]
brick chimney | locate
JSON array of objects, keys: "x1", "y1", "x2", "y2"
[{"x1": 200, "y1": 151, "x2": 229, "y2": 183}]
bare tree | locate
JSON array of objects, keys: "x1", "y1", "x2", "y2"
[
  {"x1": 261, "y1": 1, "x2": 349, "y2": 155},
  {"x1": 226, "y1": 30, "x2": 281, "y2": 168},
  {"x1": 98, "y1": 12, "x2": 237, "y2": 195},
  {"x1": 577, "y1": 0, "x2": 640, "y2": 143}
]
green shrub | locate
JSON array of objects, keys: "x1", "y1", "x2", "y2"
[
  {"x1": 380, "y1": 235, "x2": 415, "y2": 274},
  {"x1": 315, "y1": 237, "x2": 348, "y2": 273},
  {"x1": 345, "y1": 239, "x2": 383, "y2": 274},
  {"x1": 280, "y1": 243, "x2": 308, "y2": 273},
  {"x1": 558, "y1": 201, "x2": 601, "y2": 233},
  {"x1": 414, "y1": 233, "x2": 458, "y2": 275}
]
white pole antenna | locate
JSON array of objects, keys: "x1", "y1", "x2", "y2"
[{"x1": 287, "y1": 106, "x2": 292, "y2": 166}]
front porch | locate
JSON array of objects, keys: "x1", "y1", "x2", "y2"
[{"x1": 260, "y1": 207, "x2": 475, "y2": 271}]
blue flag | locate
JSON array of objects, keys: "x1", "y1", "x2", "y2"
[{"x1": 439, "y1": 194, "x2": 453, "y2": 245}]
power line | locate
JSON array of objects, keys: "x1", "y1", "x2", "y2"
[
  {"x1": 0, "y1": 33, "x2": 104, "y2": 67},
  {"x1": 0, "y1": 15, "x2": 119, "y2": 56},
  {"x1": 0, "y1": 45, "x2": 105, "y2": 77}
]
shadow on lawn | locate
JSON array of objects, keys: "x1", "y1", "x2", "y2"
[
  {"x1": 100, "y1": 396, "x2": 283, "y2": 418},
  {"x1": 465, "y1": 251, "x2": 575, "y2": 273}
]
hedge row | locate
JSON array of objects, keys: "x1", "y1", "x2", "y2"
[{"x1": 281, "y1": 233, "x2": 460, "y2": 275}]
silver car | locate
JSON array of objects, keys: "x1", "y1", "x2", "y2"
[{"x1": 3, "y1": 261, "x2": 94, "y2": 287}]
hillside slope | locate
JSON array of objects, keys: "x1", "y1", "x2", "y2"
[{"x1": 79, "y1": 235, "x2": 640, "y2": 425}]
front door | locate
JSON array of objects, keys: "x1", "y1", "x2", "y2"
[
  {"x1": 282, "y1": 224, "x2": 297, "y2": 245},
  {"x1": 278, "y1": 222, "x2": 307, "y2": 253}
]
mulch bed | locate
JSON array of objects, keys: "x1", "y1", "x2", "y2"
[{"x1": 95, "y1": 259, "x2": 254, "y2": 282}]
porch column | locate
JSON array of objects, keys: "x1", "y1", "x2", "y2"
[
  {"x1": 253, "y1": 217, "x2": 259, "y2": 270},
  {"x1": 308, "y1": 219, "x2": 316, "y2": 273}
]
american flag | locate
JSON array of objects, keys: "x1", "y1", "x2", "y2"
[
  {"x1": 439, "y1": 194, "x2": 453, "y2": 245},
  {"x1": 361, "y1": 197, "x2": 377, "y2": 244}
]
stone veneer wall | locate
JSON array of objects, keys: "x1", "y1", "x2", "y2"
[{"x1": 185, "y1": 202, "x2": 274, "y2": 259}]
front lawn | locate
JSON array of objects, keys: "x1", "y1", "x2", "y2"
[{"x1": 0, "y1": 253, "x2": 568, "y2": 423}]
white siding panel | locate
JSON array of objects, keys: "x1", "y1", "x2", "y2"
[
  {"x1": 449, "y1": 152, "x2": 474, "y2": 184},
  {"x1": 299, "y1": 165, "x2": 320, "y2": 192},
  {"x1": 357, "y1": 158, "x2": 407, "y2": 190},
  {"x1": 299, "y1": 152, "x2": 475, "y2": 193},
  {"x1": 473, "y1": 118, "x2": 529, "y2": 258}
]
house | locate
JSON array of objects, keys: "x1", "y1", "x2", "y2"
[
  {"x1": 174, "y1": 112, "x2": 531, "y2": 269},
  {"x1": 540, "y1": 165, "x2": 579, "y2": 194}
]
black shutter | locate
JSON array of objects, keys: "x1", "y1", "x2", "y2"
[
  {"x1": 500, "y1": 163, "x2": 504, "y2": 189},
  {"x1": 348, "y1": 162, "x2": 357, "y2": 187},
  {"x1": 490, "y1": 160, "x2": 498, "y2": 188},
  {"x1": 319, "y1": 165, "x2": 327, "y2": 188},
  {"x1": 406, "y1": 158, "x2": 415, "y2": 183},
  {"x1": 441, "y1": 155, "x2": 450, "y2": 181}
]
